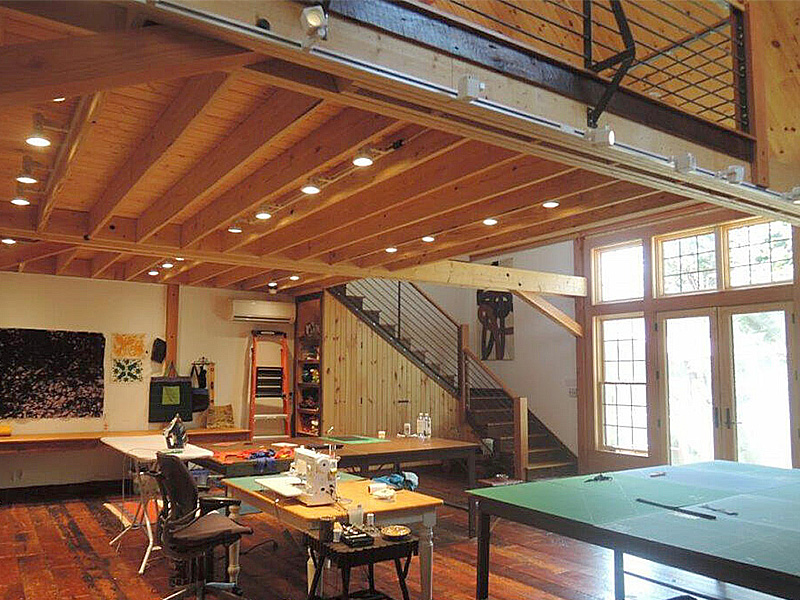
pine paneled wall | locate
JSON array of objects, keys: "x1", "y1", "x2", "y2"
[{"x1": 321, "y1": 292, "x2": 472, "y2": 440}]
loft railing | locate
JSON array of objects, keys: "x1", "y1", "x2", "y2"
[{"x1": 397, "y1": 0, "x2": 747, "y2": 132}]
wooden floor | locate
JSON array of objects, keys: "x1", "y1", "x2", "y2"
[{"x1": 0, "y1": 468, "x2": 779, "y2": 600}]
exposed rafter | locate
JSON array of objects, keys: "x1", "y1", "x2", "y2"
[
  {"x1": 0, "y1": 25, "x2": 255, "y2": 107},
  {"x1": 87, "y1": 71, "x2": 231, "y2": 237}
]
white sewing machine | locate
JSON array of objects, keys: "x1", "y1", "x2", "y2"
[{"x1": 290, "y1": 446, "x2": 339, "y2": 506}]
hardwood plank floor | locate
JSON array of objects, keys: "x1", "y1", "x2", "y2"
[{"x1": 0, "y1": 468, "x2": 780, "y2": 600}]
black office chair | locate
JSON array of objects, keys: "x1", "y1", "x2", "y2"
[{"x1": 154, "y1": 452, "x2": 253, "y2": 600}]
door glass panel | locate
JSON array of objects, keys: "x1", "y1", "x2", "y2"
[
  {"x1": 730, "y1": 310, "x2": 792, "y2": 468},
  {"x1": 665, "y1": 316, "x2": 715, "y2": 465}
]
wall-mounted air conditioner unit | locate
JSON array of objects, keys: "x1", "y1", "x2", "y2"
[{"x1": 230, "y1": 300, "x2": 295, "y2": 323}]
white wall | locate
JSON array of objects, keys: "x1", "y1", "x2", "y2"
[
  {"x1": 0, "y1": 272, "x2": 290, "y2": 488},
  {"x1": 419, "y1": 241, "x2": 579, "y2": 452}
]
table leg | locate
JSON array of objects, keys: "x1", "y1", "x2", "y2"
[
  {"x1": 467, "y1": 451, "x2": 477, "y2": 538},
  {"x1": 368, "y1": 563, "x2": 375, "y2": 592},
  {"x1": 307, "y1": 547, "x2": 325, "y2": 597},
  {"x1": 226, "y1": 489, "x2": 241, "y2": 585},
  {"x1": 419, "y1": 510, "x2": 436, "y2": 600},
  {"x1": 614, "y1": 550, "x2": 625, "y2": 600},
  {"x1": 341, "y1": 566, "x2": 351, "y2": 600},
  {"x1": 476, "y1": 510, "x2": 491, "y2": 600},
  {"x1": 394, "y1": 558, "x2": 411, "y2": 600},
  {"x1": 138, "y1": 500, "x2": 156, "y2": 574}
]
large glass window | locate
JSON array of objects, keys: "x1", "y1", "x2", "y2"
[
  {"x1": 660, "y1": 231, "x2": 717, "y2": 295},
  {"x1": 598, "y1": 316, "x2": 648, "y2": 453},
  {"x1": 726, "y1": 220, "x2": 793, "y2": 287},
  {"x1": 595, "y1": 243, "x2": 644, "y2": 303}
]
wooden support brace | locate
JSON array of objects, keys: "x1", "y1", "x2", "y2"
[
  {"x1": 166, "y1": 284, "x2": 180, "y2": 367},
  {"x1": 514, "y1": 290, "x2": 583, "y2": 337},
  {"x1": 513, "y1": 396, "x2": 529, "y2": 481}
]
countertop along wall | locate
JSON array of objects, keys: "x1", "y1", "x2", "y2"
[
  {"x1": 0, "y1": 272, "x2": 289, "y2": 488},
  {"x1": 418, "y1": 241, "x2": 579, "y2": 453}
]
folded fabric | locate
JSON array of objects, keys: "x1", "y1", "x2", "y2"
[{"x1": 372, "y1": 471, "x2": 418, "y2": 491}]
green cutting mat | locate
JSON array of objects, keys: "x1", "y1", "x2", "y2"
[{"x1": 469, "y1": 461, "x2": 800, "y2": 577}]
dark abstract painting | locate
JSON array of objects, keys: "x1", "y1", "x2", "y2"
[
  {"x1": 0, "y1": 328, "x2": 105, "y2": 419},
  {"x1": 477, "y1": 289, "x2": 514, "y2": 361}
]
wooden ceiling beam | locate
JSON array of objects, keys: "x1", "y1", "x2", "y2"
[
  {"x1": 0, "y1": 205, "x2": 586, "y2": 295},
  {"x1": 353, "y1": 178, "x2": 649, "y2": 268},
  {"x1": 0, "y1": 241, "x2": 73, "y2": 270},
  {"x1": 0, "y1": 2, "x2": 128, "y2": 34},
  {"x1": 38, "y1": 92, "x2": 106, "y2": 231},
  {"x1": 210, "y1": 266, "x2": 265, "y2": 289},
  {"x1": 55, "y1": 247, "x2": 80, "y2": 275},
  {"x1": 249, "y1": 140, "x2": 516, "y2": 258},
  {"x1": 177, "y1": 263, "x2": 237, "y2": 286},
  {"x1": 239, "y1": 270, "x2": 292, "y2": 291},
  {"x1": 124, "y1": 256, "x2": 162, "y2": 281},
  {"x1": 179, "y1": 108, "x2": 398, "y2": 248},
  {"x1": 0, "y1": 25, "x2": 256, "y2": 107},
  {"x1": 90, "y1": 251, "x2": 125, "y2": 278},
  {"x1": 87, "y1": 71, "x2": 231, "y2": 237},
  {"x1": 313, "y1": 159, "x2": 582, "y2": 265},
  {"x1": 286, "y1": 276, "x2": 354, "y2": 297},
  {"x1": 223, "y1": 126, "x2": 462, "y2": 254},
  {"x1": 135, "y1": 89, "x2": 323, "y2": 242},
  {"x1": 385, "y1": 192, "x2": 691, "y2": 270}
]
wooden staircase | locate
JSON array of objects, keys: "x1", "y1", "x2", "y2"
[{"x1": 329, "y1": 281, "x2": 576, "y2": 480}]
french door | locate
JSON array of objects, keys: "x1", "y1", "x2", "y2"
[{"x1": 658, "y1": 303, "x2": 797, "y2": 468}]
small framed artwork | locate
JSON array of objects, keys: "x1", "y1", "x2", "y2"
[{"x1": 148, "y1": 377, "x2": 193, "y2": 423}]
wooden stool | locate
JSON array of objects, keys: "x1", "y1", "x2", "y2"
[{"x1": 304, "y1": 532, "x2": 418, "y2": 600}]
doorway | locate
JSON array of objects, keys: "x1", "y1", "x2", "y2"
[{"x1": 658, "y1": 303, "x2": 796, "y2": 468}]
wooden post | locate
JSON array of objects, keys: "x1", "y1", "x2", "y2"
[
  {"x1": 742, "y1": 3, "x2": 770, "y2": 186},
  {"x1": 457, "y1": 323, "x2": 469, "y2": 423},
  {"x1": 513, "y1": 396, "x2": 529, "y2": 481},
  {"x1": 165, "y1": 284, "x2": 179, "y2": 368}
]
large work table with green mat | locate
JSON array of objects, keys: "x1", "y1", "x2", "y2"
[{"x1": 468, "y1": 461, "x2": 800, "y2": 600}]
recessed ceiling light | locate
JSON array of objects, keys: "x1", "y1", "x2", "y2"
[
  {"x1": 1, "y1": 238, "x2": 16, "y2": 245},
  {"x1": 289, "y1": 275, "x2": 300, "y2": 281},
  {"x1": 421, "y1": 235, "x2": 435, "y2": 243},
  {"x1": 175, "y1": 257, "x2": 185, "y2": 261},
  {"x1": 542, "y1": 201, "x2": 559, "y2": 208},
  {"x1": 385, "y1": 247, "x2": 398, "y2": 253},
  {"x1": 483, "y1": 218, "x2": 498, "y2": 226},
  {"x1": 255, "y1": 210, "x2": 272, "y2": 220},
  {"x1": 162, "y1": 262, "x2": 174, "y2": 269},
  {"x1": 301, "y1": 182, "x2": 321, "y2": 195},
  {"x1": 26, "y1": 113, "x2": 51, "y2": 147},
  {"x1": 148, "y1": 270, "x2": 159, "y2": 276},
  {"x1": 268, "y1": 281, "x2": 278, "y2": 288},
  {"x1": 352, "y1": 154, "x2": 374, "y2": 168},
  {"x1": 52, "y1": 97, "x2": 66, "y2": 103},
  {"x1": 227, "y1": 225, "x2": 243, "y2": 234},
  {"x1": 11, "y1": 196, "x2": 30, "y2": 206},
  {"x1": 16, "y1": 158, "x2": 37, "y2": 184}
]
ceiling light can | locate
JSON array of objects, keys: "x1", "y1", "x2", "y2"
[
  {"x1": 1, "y1": 238, "x2": 16, "y2": 245},
  {"x1": 483, "y1": 218, "x2": 498, "y2": 226},
  {"x1": 289, "y1": 275, "x2": 300, "y2": 281},
  {"x1": 542, "y1": 201, "x2": 560, "y2": 209},
  {"x1": 422, "y1": 236, "x2": 435, "y2": 243}
]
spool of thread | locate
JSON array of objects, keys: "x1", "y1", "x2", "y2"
[{"x1": 319, "y1": 516, "x2": 335, "y2": 542}]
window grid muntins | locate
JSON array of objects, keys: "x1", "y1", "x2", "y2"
[
  {"x1": 600, "y1": 317, "x2": 648, "y2": 452},
  {"x1": 728, "y1": 221, "x2": 793, "y2": 287},
  {"x1": 661, "y1": 232, "x2": 717, "y2": 295}
]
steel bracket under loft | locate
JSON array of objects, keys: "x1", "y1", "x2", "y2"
[{"x1": 583, "y1": 0, "x2": 636, "y2": 128}]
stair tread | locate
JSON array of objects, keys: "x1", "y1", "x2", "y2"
[
  {"x1": 527, "y1": 446, "x2": 560, "y2": 453},
  {"x1": 526, "y1": 459, "x2": 576, "y2": 469}
]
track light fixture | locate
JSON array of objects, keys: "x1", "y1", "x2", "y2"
[
  {"x1": 26, "y1": 113, "x2": 51, "y2": 147},
  {"x1": 715, "y1": 165, "x2": 745, "y2": 184},
  {"x1": 300, "y1": 5, "x2": 328, "y2": 42},
  {"x1": 784, "y1": 186, "x2": 800, "y2": 205},
  {"x1": 16, "y1": 156, "x2": 38, "y2": 184},
  {"x1": 672, "y1": 153, "x2": 697, "y2": 174},
  {"x1": 586, "y1": 124, "x2": 615, "y2": 147}
]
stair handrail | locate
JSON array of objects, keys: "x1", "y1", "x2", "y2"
[{"x1": 462, "y1": 346, "x2": 519, "y2": 400}]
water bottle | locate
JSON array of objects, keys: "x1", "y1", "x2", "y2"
[
  {"x1": 424, "y1": 413, "x2": 431, "y2": 438},
  {"x1": 416, "y1": 413, "x2": 424, "y2": 437}
]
